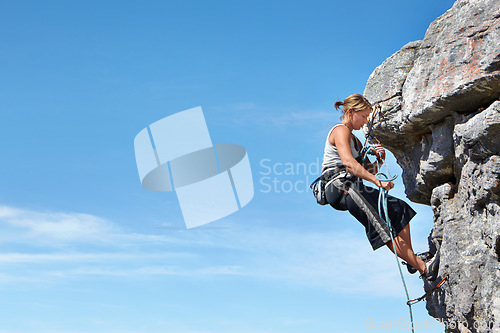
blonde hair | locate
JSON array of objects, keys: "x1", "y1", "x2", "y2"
[{"x1": 334, "y1": 94, "x2": 372, "y2": 119}]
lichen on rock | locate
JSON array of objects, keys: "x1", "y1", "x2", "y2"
[{"x1": 363, "y1": 0, "x2": 500, "y2": 331}]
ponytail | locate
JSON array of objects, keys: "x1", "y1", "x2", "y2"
[{"x1": 334, "y1": 101, "x2": 344, "y2": 110}]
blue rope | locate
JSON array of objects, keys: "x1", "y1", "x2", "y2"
[{"x1": 362, "y1": 144, "x2": 415, "y2": 333}]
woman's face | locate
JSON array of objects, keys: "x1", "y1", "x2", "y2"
[{"x1": 351, "y1": 107, "x2": 372, "y2": 130}]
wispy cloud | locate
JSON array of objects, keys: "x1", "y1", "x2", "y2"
[
  {"x1": 213, "y1": 103, "x2": 335, "y2": 129},
  {"x1": 0, "y1": 205, "x2": 114, "y2": 241},
  {"x1": 65, "y1": 265, "x2": 244, "y2": 277},
  {"x1": 216, "y1": 225, "x2": 420, "y2": 297},
  {"x1": 0, "y1": 204, "x2": 423, "y2": 298},
  {"x1": 0, "y1": 252, "x2": 192, "y2": 263}
]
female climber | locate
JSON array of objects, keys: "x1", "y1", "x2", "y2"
[{"x1": 322, "y1": 93, "x2": 439, "y2": 281}]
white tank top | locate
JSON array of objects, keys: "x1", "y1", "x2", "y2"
[{"x1": 322, "y1": 124, "x2": 361, "y2": 171}]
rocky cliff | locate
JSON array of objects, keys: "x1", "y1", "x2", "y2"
[{"x1": 363, "y1": 0, "x2": 500, "y2": 331}]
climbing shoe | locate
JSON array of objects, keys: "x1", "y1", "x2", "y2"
[
  {"x1": 421, "y1": 250, "x2": 441, "y2": 281},
  {"x1": 402, "y1": 252, "x2": 433, "y2": 274},
  {"x1": 402, "y1": 261, "x2": 418, "y2": 274},
  {"x1": 417, "y1": 251, "x2": 433, "y2": 262}
]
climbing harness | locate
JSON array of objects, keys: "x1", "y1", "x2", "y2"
[{"x1": 361, "y1": 105, "x2": 448, "y2": 333}]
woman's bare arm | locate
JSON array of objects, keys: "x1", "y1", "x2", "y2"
[{"x1": 330, "y1": 127, "x2": 393, "y2": 190}]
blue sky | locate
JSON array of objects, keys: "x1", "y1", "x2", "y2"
[{"x1": 0, "y1": 1, "x2": 457, "y2": 332}]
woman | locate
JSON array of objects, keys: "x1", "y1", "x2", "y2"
[{"x1": 322, "y1": 94, "x2": 439, "y2": 281}]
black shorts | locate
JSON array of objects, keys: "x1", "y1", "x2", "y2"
[{"x1": 325, "y1": 177, "x2": 416, "y2": 250}]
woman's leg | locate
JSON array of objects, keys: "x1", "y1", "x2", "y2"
[
  {"x1": 386, "y1": 236, "x2": 426, "y2": 274},
  {"x1": 341, "y1": 181, "x2": 423, "y2": 273},
  {"x1": 398, "y1": 224, "x2": 413, "y2": 251}
]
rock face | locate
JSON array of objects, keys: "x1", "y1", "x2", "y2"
[{"x1": 363, "y1": 0, "x2": 500, "y2": 331}]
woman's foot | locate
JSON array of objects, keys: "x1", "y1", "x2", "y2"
[{"x1": 403, "y1": 252, "x2": 433, "y2": 274}]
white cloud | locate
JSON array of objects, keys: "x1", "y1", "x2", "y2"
[
  {"x1": 253, "y1": 110, "x2": 332, "y2": 128},
  {"x1": 0, "y1": 252, "x2": 191, "y2": 263},
  {"x1": 218, "y1": 226, "x2": 420, "y2": 297},
  {"x1": 66, "y1": 265, "x2": 244, "y2": 277},
  {"x1": 0, "y1": 204, "x2": 425, "y2": 298},
  {"x1": 0, "y1": 205, "x2": 114, "y2": 241},
  {"x1": 214, "y1": 103, "x2": 333, "y2": 128}
]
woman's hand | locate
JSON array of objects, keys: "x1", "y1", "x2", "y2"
[
  {"x1": 371, "y1": 144, "x2": 386, "y2": 161},
  {"x1": 376, "y1": 179, "x2": 394, "y2": 191}
]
